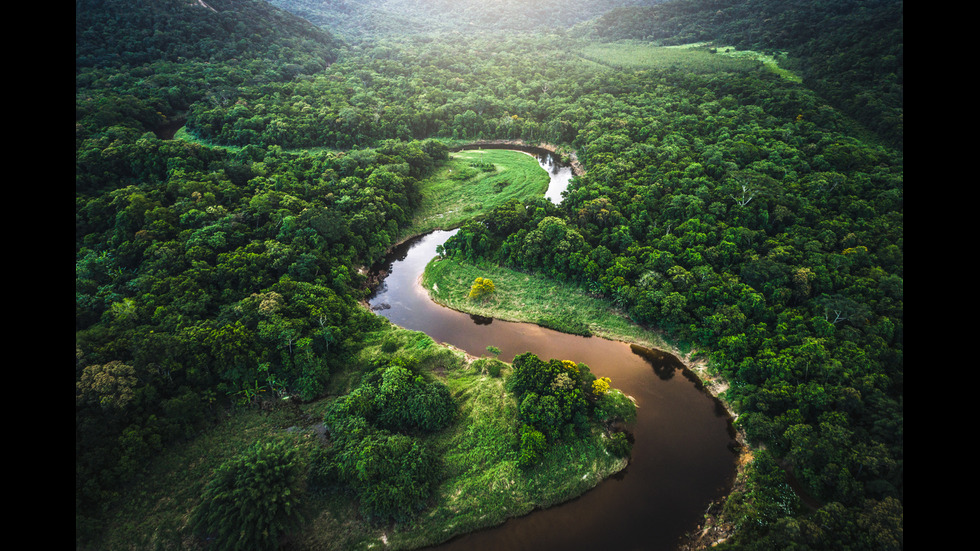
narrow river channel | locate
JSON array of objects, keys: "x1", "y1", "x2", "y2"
[{"x1": 368, "y1": 150, "x2": 736, "y2": 551}]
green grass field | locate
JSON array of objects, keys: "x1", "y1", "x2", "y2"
[
  {"x1": 405, "y1": 149, "x2": 551, "y2": 238},
  {"x1": 577, "y1": 41, "x2": 801, "y2": 82},
  {"x1": 423, "y1": 256, "x2": 670, "y2": 350}
]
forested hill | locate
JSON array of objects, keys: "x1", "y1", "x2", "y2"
[
  {"x1": 76, "y1": 0, "x2": 342, "y2": 71},
  {"x1": 266, "y1": 0, "x2": 666, "y2": 38},
  {"x1": 588, "y1": 0, "x2": 904, "y2": 150},
  {"x1": 76, "y1": 0, "x2": 343, "y2": 143}
]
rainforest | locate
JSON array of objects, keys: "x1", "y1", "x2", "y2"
[{"x1": 76, "y1": 1, "x2": 903, "y2": 550}]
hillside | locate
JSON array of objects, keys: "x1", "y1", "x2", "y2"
[
  {"x1": 266, "y1": 0, "x2": 666, "y2": 38},
  {"x1": 588, "y1": 0, "x2": 903, "y2": 150},
  {"x1": 76, "y1": 1, "x2": 902, "y2": 550}
]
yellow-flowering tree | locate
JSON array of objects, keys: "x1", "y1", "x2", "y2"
[
  {"x1": 468, "y1": 277, "x2": 496, "y2": 300},
  {"x1": 592, "y1": 376, "x2": 611, "y2": 397}
]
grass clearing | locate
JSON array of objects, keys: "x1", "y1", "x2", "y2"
[
  {"x1": 405, "y1": 149, "x2": 550, "y2": 238},
  {"x1": 423, "y1": 256, "x2": 670, "y2": 349},
  {"x1": 577, "y1": 41, "x2": 801, "y2": 82}
]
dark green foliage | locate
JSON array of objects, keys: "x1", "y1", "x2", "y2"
[
  {"x1": 507, "y1": 353, "x2": 620, "y2": 467},
  {"x1": 591, "y1": 0, "x2": 903, "y2": 150},
  {"x1": 321, "y1": 369, "x2": 450, "y2": 522},
  {"x1": 190, "y1": 440, "x2": 305, "y2": 551},
  {"x1": 604, "y1": 431, "x2": 632, "y2": 458},
  {"x1": 373, "y1": 364, "x2": 457, "y2": 433}
]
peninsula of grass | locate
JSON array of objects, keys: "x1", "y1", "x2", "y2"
[
  {"x1": 404, "y1": 148, "x2": 550, "y2": 238},
  {"x1": 422, "y1": 255, "x2": 669, "y2": 350}
]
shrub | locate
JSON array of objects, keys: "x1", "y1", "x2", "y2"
[
  {"x1": 468, "y1": 277, "x2": 496, "y2": 300},
  {"x1": 605, "y1": 431, "x2": 632, "y2": 458},
  {"x1": 595, "y1": 389, "x2": 636, "y2": 424},
  {"x1": 324, "y1": 414, "x2": 439, "y2": 523},
  {"x1": 518, "y1": 424, "x2": 548, "y2": 469},
  {"x1": 373, "y1": 365, "x2": 456, "y2": 434}
]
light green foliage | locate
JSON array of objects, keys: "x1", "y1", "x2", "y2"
[
  {"x1": 595, "y1": 389, "x2": 636, "y2": 425},
  {"x1": 410, "y1": 149, "x2": 550, "y2": 236},
  {"x1": 518, "y1": 424, "x2": 548, "y2": 469},
  {"x1": 191, "y1": 440, "x2": 305, "y2": 551}
]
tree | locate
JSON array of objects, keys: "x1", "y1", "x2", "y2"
[
  {"x1": 592, "y1": 376, "x2": 611, "y2": 397},
  {"x1": 191, "y1": 440, "x2": 305, "y2": 551},
  {"x1": 468, "y1": 276, "x2": 496, "y2": 300},
  {"x1": 76, "y1": 361, "x2": 138, "y2": 410}
]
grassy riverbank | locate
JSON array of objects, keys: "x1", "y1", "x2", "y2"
[
  {"x1": 404, "y1": 149, "x2": 551, "y2": 239},
  {"x1": 422, "y1": 255, "x2": 671, "y2": 349}
]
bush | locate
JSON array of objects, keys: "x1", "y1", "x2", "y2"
[
  {"x1": 605, "y1": 431, "x2": 632, "y2": 458},
  {"x1": 595, "y1": 389, "x2": 636, "y2": 424},
  {"x1": 468, "y1": 277, "x2": 496, "y2": 300},
  {"x1": 518, "y1": 424, "x2": 548, "y2": 469},
  {"x1": 353, "y1": 433, "x2": 438, "y2": 522},
  {"x1": 324, "y1": 414, "x2": 439, "y2": 523},
  {"x1": 373, "y1": 365, "x2": 456, "y2": 434},
  {"x1": 191, "y1": 440, "x2": 305, "y2": 551}
]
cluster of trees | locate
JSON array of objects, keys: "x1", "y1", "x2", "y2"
[
  {"x1": 75, "y1": 133, "x2": 453, "y2": 540},
  {"x1": 309, "y1": 359, "x2": 454, "y2": 522},
  {"x1": 181, "y1": 32, "x2": 607, "y2": 149},
  {"x1": 508, "y1": 353, "x2": 635, "y2": 467},
  {"x1": 76, "y1": 4, "x2": 455, "y2": 535},
  {"x1": 268, "y1": 0, "x2": 665, "y2": 39},
  {"x1": 76, "y1": 0, "x2": 342, "y2": 145},
  {"x1": 77, "y1": 0, "x2": 901, "y2": 548}
]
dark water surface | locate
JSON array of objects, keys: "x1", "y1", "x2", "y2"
[{"x1": 367, "y1": 153, "x2": 736, "y2": 551}]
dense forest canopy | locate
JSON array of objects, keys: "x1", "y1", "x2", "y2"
[{"x1": 76, "y1": 0, "x2": 902, "y2": 549}]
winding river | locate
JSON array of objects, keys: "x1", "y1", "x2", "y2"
[{"x1": 368, "y1": 150, "x2": 736, "y2": 551}]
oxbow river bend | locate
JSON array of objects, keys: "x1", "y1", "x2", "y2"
[{"x1": 368, "y1": 149, "x2": 737, "y2": 551}]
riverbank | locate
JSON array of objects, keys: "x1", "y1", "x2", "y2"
[
  {"x1": 421, "y1": 255, "x2": 738, "y2": 404},
  {"x1": 371, "y1": 145, "x2": 746, "y2": 551}
]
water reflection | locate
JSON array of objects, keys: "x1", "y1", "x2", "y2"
[
  {"x1": 469, "y1": 313, "x2": 493, "y2": 325},
  {"x1": 631, "y1": 343, "x2": 683, "y2": 381}
]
